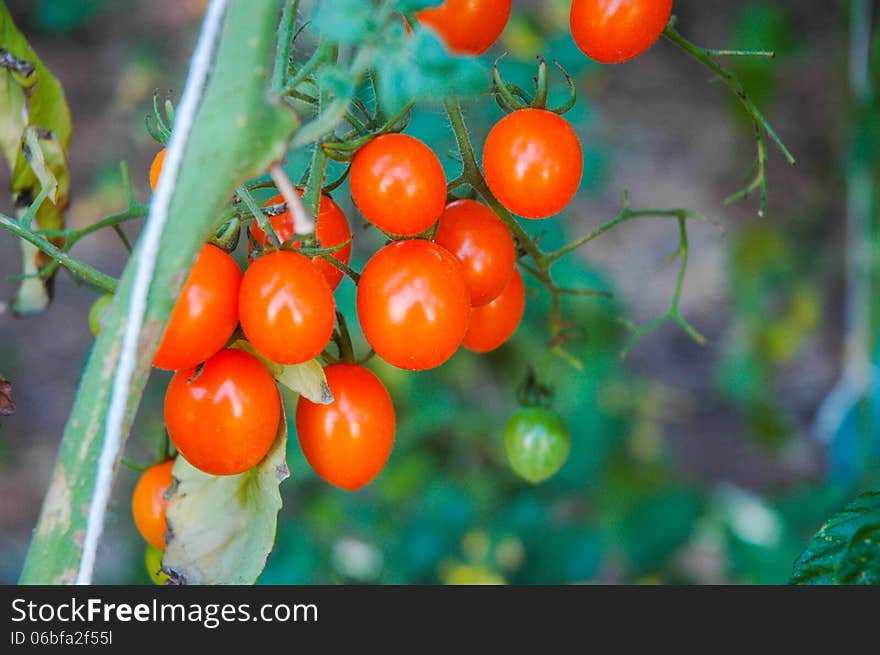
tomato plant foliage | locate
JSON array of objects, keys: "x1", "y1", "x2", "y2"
[
  {"x1": 791, "y1": 491, "x2": 880, "y2": 585},
  {"x1": 8, "y1": 0, "x2": 857, "y2": 587}
]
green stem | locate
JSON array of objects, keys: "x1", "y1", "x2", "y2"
[
  {"x1": 0, "y1": 214, "x2": 117, "y2": 293},
  {"x1": 272, "y1": 0, "x2": 299, "y2": 93},
  {"x1": 238, "y1": 185, "x2": 280, "y2": 246}
]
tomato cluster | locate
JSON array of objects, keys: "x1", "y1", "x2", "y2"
[{"x1": 129, "y1": 0, "x2": 680, "y2": 566}]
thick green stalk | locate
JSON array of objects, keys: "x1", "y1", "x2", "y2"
[{"x1": 19, "y1": 0, "x2": 299, "y2": 584}]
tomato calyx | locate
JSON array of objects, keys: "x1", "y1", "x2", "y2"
[
  {"x1": 516, "y1": 366, "x2": 555, "y2": 410},
  {"x1": 145, "y1": 92, "x2": 175, "y2": 147},
  {"x1": 492, "y1": 55, "x2": 576, "y2": 115},
  {"x1": 322, "y1": 101, "x2": 415, "y2": 163}
]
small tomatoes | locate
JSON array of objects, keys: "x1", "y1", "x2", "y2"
[
  {"x1": 149, "y1": 148, "x2": 166, "y2": 192},
  {"x1": 416, "y1": 0, "x2": 512, "y2": 55},
  {"x1": 433, "y1": 199, "x2": 515, "y2": 307},
  {"x1": 483, "y1": 109, "x2": 583, "y2": 219},
  {"x1": 296, "y1": 364, "x2": 396, "y2": 491},
  {"x1": 570, "y1": 0, "x2": 673, "y2": 64},
  {"x1": 239, "y1": 251, "x2": 335, "y2": 365},
  {"x1": 462, "y1": 267, "x2": 525, "y2": 353},
  {"x1": 357, "y1": 239, "x2": 471, "y2": 370},
  {"x1": 153, "y1": 244, "x2": 241, "y2": 371},
  {"x1": 164, "y1": 348, "x2": 281, "y2": 476},
  {"x1": 504, "y1": 407, "x2": 571, "y2": 483},
  {"x1": 350, "y1": 134, "x2": 447, "y2": 236},
  {"x1": 251, "y1": 192, "x2": 352, "y2": 290},
  {"x1": 131, "y1": 459, "x2": 174, "y2": 550}
]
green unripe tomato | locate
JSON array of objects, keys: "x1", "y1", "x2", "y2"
[
  {"x1": 88, "y1": 294, "x2": 113, "y2": 337},
  {"x1": 144, "y1": 543, "x2": 170, "y2": 586},
  {"x1": 503, "y1": 407, "x2": 570, "y2": 483}
]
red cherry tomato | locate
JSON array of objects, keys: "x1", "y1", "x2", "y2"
[
  {"x1": 149, "y1": 148, "x2": 165, "y2": 192},
  {"x1": 570, "y1": 0, "x2": 673, "y2": 64},
  {"x1": 433, "y1": 199, "x2": 515, "y2": 307},
  {"x1": 295, "y1": 364, "x2": 396, "y2": 491},
  {"x1": 251, "y1": 192, "x2": 352, "y2": 290},
  {"x1": 131, "y1": 460, "x2": 174, "y2": 550},
  {"x1": 164, "y1": 348, "x2": 281, "y2": 476},
  {"x1": 482, "y1": 109, "x2": 583, "y2": 219},
  {"x1": 463, "y1": 267, "x2": 525, "y2": 352},
  {"x1": 350, "y1": 134, "x2": 447, "y2": 236},
  {"x1": 239, "y1": 251, "x2": 335, "y2": 365},
  {"x1": 153, "y1": 244, "x2": 241, "y2": 371},
  {"x1": 357, "y1": 239, "x2": 471, "y2": 370},
  {"x1": 416, "y1": 0, "x2": 512, "y2": 55}
]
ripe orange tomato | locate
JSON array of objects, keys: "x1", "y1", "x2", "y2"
[
  {"x1": 416, "y1": 0, "x2": 512, "y2": 55},
  {"x1": 433, "y1": 199, "x2": 515, "y2": 307},
  {"x1": 164, "y1": 348, "x2": 281, "y2": 476},
  {"x1": 153, "y1": 244, "x2": 241, "y2": 371},
  {"x1": 357, "y1": 239, "x2": 471, "y2": 370},
  {"x1": 570, "y1": 0, "x2": 673, "y2": 64},
  {"x1": 482, "y1": 109, "x2": 583, "y2": 219},
  {"x1": 463, "y1": 267, "x2": 525, "y2": 352},
  {"x1": 251, "y1": 192, "x2": 352, "y2": 290},
  {"x1": 295, "y1": 364, "x2": 396, "y2": 491},
  {"x1": 350, "y1": 134, "x2": 447, "y2": 236},
  {"x1": 131, "y1": 460, "x2": 174, "y2": 550},
  {"x1": 239, "y1": 251, "x2": 336, "y2": 365},
  {"x1": 149, "y1": 148, "x2": 166, "y2": 192}
]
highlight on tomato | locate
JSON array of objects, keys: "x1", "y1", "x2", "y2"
[
  {"x1": 350, "y1": 133, "x2": 447, "y2": 236},
  {"x1": 153, "y1": 244, "x2": 242, "y2": 372},
  {"x1": 164, "y1": 348, "x2": 281, "y2": 476},
  {"x1": 357, "y1": 239, "x2": 471, "y2": 370},
  {"x1": 238, "y1": 250, "x2": 336, "y2": 366},
  {"x1": 482, "y1": 108, "x2": 584, "y2": 219},
  {"x1": 569, "y1": 0, "x2": 674, "y2": 64},
  {"x1": 416, "y1": 0, "x2": 512, "y2": 56},
  {"x1": 295, "y1": 364, "x2": 396, "y2": 491}
]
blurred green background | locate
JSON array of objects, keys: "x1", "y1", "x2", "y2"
[{"x1": 1, "y1": 0, "x2": 879, "y2": 584}]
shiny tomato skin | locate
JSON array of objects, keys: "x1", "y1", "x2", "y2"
[
  {"x1": 433, "y1": 199, "x2": 515, "y2": 307},
  {"x1": 482, "y1": 109, "x2": 583, "y2": 219},
  {"x1": 164, "y1": 348, "x2": 281, "y2": 476},
  {"x1": 357, "y1": 239, "x2": 471, "y2": 370},
  {"x1": 416, "y1": 0, "x2": 512, "y2": 55},
  {"x1": 239, "y1": 251, "x2": 336, "y2": 365},
  {"x1": 295, "y1": 364, "x2": 396, "y2": 491},
  {"x1": 350, "y1": 134, "x2": 447, "y2": 236},
  {"x1": 251, "y1": 191, "x2": 352, "y2": 290},
  {"x1": 149, "y1": 148, "x2": 165, "y2": 192},
  {"x1": 463, "y1": 267, "x2": 525, "y2": 352},
  {"x1": 131, "y1": 460, "x2": 174, "y2": 550},
  {"x1": 570, "y1": 0, "x2": 673, "y2": 64},
  {"x1": 153, "y1": 244, "x2": 242, "y2": 371}
]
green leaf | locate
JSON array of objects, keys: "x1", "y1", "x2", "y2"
[
  {"x1": 232, "y1": 340, "x2": 332, "y2": 405},
  {"x1": 163, "y1": 409, "x2": 290, "y2": 585},
  {"x1": 315, "y1": 64, "x2": 356, "y2": 105},
  {"x1": 0, "y1": 3, "x2": 72, "y2": 314},
  {"x1": 311, "y1": 0, "x2": 375, "y2": 44},
  {"x1": 791, "y1": 491, "x2": 880, "y2": 585},
  {"x1": 375, "y1": 29, "x2": 489, "y2": 113}
]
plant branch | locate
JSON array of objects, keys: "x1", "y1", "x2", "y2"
[{"x1": 663, "y1": 23, "x2": 795, "y2": 217}]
